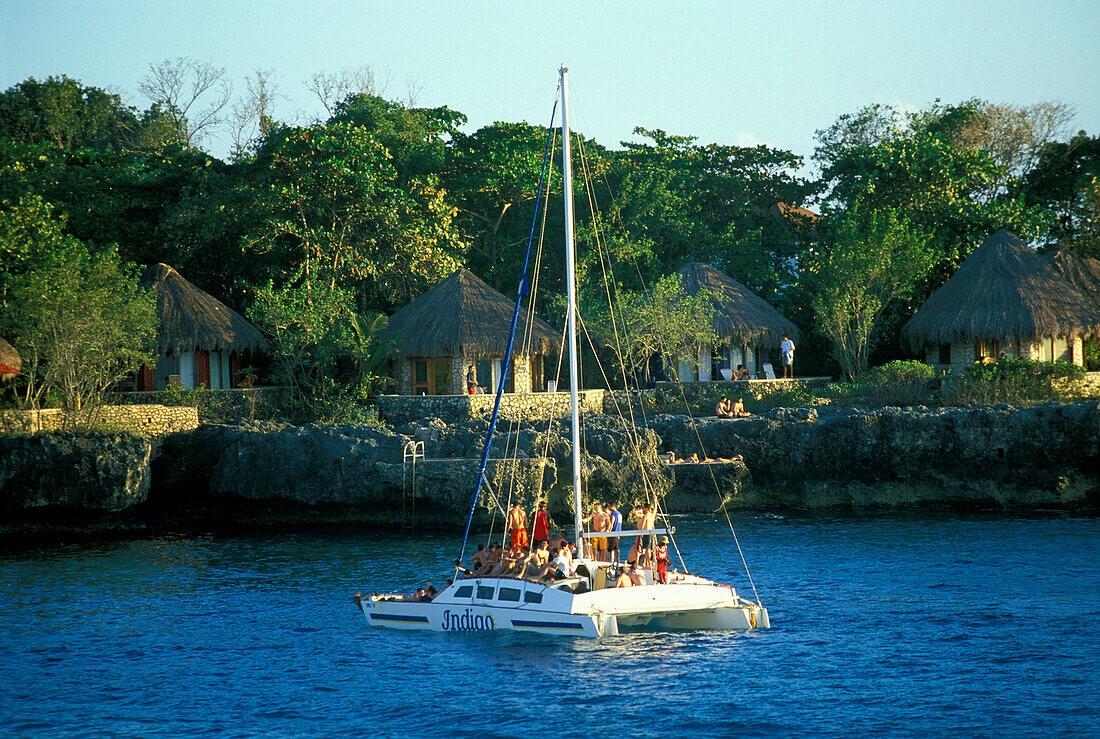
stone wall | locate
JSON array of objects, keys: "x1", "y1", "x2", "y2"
[
  {"x1": 377, "y1": 390, "x2": 606, "y2": 424},
  {"x1": 118, "y1": 387, "x2": 292, "y2": 424},
  {"x1": 0, "y1": 404, "x2": 198, "y2": 435}
]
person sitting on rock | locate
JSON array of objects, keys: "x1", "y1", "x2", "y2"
[
  {"x1": 732, "y1": 398, "x2": 751, "y2": 417},
  {"x1": 716, "y1": 397, "x2": 734, "y2": 418}
]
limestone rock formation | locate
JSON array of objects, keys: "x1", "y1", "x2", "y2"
[{"x1": 0, "y1": 432, "x2": 151, "y2": 514}]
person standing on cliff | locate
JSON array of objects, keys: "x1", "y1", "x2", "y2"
[
  {"x1": 532, "y1": 501, "x2": 550, "y2": 545},
  {"x1": 507, "y1": 502, "x2": 528, "y2": 552},
  {"x1": 780, "y1": 335, "x2": 795, "y2": 379}
]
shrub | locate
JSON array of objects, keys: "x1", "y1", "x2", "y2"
[
  {"x1": 950, "y1": 356, "x2": 1086, "y2": 405},
  {"x1": 853, "y1": 360, "x2": 937, "y2": 407}
]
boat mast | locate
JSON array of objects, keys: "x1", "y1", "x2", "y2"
[{"x1": 560, "y1": 65, "x2": 585, "y2": 560}]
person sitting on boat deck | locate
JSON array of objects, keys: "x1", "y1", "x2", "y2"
[
  {"x1": 655, "y1": 536, "x2": 670, "y2": 584},
  {"x1": 532, "y1": 501, "x2": 551, "y2": 545},
  {"x1": 507, "y1": 502, "x2": 528, "y2": 552},
  {"x1": 628, "y1": 564, "x2": 646, "y2": 587},
  {"x1": 552, "y1": 531, "x2": 572, "y2": 555},
  {"x1": 716, "y1": 397, "x2": 734, "y2": 418},
  {"x1": 425, "y1": 583, "x2": 440, "y2": 598},
  {"x1": 534, "y1": 539, "x2": 551, "y2": 566},
  {"x1": 733, "y1": 364, "x2": 750, "y2": 381},
  {"x1": 471, "y1": 544, "x2": 488, "y2": 572},
  {"x1": 732, "y1": 397, "x2": 751, "y2": 417},
  {"x1": 468, "y1": 543, "x2": 498, "y2": 577},
  {"x1": 614, "y1": 568, "x2": 633, "y2": 588},
  {"x1": 554, "y1": 544, "x2": 574, "y2": 577}
]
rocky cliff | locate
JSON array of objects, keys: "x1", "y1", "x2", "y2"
[
  {"x1": 147, "y1": 414, "x2": 672, "y2": 527},
  {"x1": 2, "y1": 402, "x2": 1097, "y2": 536},
  {"x1": 0, "y1": 432, "x2": 151, "y2": 533},
  {"x1": 650, "y1": 402, "x2": 1100, "y2": 508}
]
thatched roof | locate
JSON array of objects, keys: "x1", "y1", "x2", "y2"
[
  {"x1": 385, "y1": 267, "x2": 562, "y2": 359},
  {"x1": 902, "y1": 230, "x2": 1100, "y2": 347},
  {"x1": 139, "y1": 263, "x2": 267, "y2": 355},
  {"x1": 0, "y1": 336, "x2": 20, "y2": 380},
  {"x1": 675, "y1": 262, "x2": 800, "y2": 345},
  {"x1": 1048, "y1": 248, "x2": 1100, "y2": 309}
]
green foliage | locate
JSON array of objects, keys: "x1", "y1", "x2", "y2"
[
  {"x1": 243, "y1": 117, "x2": 464, "y2": 311},
  {"x1": 605, "y1": 128, "x2": 819, "y2": 297},
  {"x1": 805, "y1": 208, "x2": 936, "y2": 379},
  {"x1": 590, "y1": 273, "x2": 718, "y2": 387},
  {"x1": 247, "y1": 275, "x2": 388, "y2": 424},
  {"x1": 0, "y1": 196, "x2": 157, "y2": 423},
  {"x1": 851, "y1": 360, "x2": 937, "y2": 407},
  {"x1": 951, "y1": 356, "x2": 1086, "y2": 405}
]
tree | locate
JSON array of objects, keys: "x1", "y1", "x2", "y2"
[
  {"x1": 605, "y1": 128, "x2": 818, "y2": 297},
  {"x1": 139, "y1": 57, "x2": 232, "y2": 148},
  {"x1": 0, "y1": 196, "x2": 156, "y2": 421},
  {"x1": 305, "y1": 65, "x2": 393, "y2": 116},
  {"x1": 229, "y1": 68, "x2": 280, "y2": 158},
  {"x1": 446, "y1": 121, "x2": 560, "y2": 289},
  {"x1": 248, "y1": 274, "x2": 386, "y2": 422},
  {"x1": 590, "y1": 273, "x2": 718, "y2": 386},
  {"x1": 1021, "y1": 132, "x2": 1100, "y2": 254},
  {"x1": 0, "y1": 75, "x2": 180, "y2": 153},
  {"x1": 804, "y1": 208, "x2": 936, "y2": 379},
  {"x1": 241, "y1": 103, "x2": 466, "y2": 311}
]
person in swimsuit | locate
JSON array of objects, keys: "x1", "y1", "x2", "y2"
[
  {"x1": 716, "y1": 397, "x2": 734, "y2": 418},
  {"x1": 732, "y1": 397, "x2": 751, "y2": 417},
  {"x1": 507, "y1": 503, "x2": 528, "y2": 552}
]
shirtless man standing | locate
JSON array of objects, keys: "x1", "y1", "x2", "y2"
[
  {"x1": 507, "y1": 503, "x2": 528, "y2": 553},
  {"x1": 585, "y1": 503, "x2": 610, "y2": 562}
]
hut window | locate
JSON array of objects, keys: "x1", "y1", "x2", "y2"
[
  {"x1": 938, "y1": 344, "x2": 951, "y2": 365},
  {"x1": 1053, "y1": 338, "x2": 1070, "y2": 363},
  {"x1": 976, "y1": 339, "x2": 999, "y2": 362}
]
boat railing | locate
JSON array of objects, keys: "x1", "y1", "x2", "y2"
[{"x1": 578, "y1": 528, "x2": 674, "y2": 539}]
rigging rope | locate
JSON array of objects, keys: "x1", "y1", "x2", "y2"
[{"x1": 456, "y1": 96, "x2": 559, "y2": 569}]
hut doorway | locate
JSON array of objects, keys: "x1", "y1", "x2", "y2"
[{"x1": 411, "y1": 358, "x2": 450, "y2": 395}]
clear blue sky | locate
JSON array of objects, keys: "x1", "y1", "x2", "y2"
[{"x1": 2, "y1": 1, "x2": 1098, "y2": 166}]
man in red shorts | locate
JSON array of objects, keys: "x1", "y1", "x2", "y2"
[{"x1": 507, "y1": 502, "x2": 528, "y2": 552}]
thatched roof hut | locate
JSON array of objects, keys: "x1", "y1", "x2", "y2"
[
  {"x1": 1048, "y1": 248, "x2": 1100, "y2": 309},
  {"x1": 0, "y1": 336, "x2": 20, "y2": 380},
  {"x1": 385, "y1": 267, "x2": 561, "y2": 359},
  {"x1": 139, "y1": 263, "x2": 266, "y2": 355},
  {"x1": 675, "y1": 262, "x2": 799, "y2": 344},
  {"x1": 902, "y1": 230, "x2": 1100, "y2": 348}
]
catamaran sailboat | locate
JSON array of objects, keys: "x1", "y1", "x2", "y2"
[{"x1": 354, "y1": 66, "x2": 770, "y2": 637}]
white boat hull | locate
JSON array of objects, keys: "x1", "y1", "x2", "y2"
[{"x1": 355, "y1": 575, "x2": 768, "y2": 638}]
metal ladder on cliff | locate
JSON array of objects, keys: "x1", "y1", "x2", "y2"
[{"x1": 402, "y1": 441, "x2": 425, "y2": 530}]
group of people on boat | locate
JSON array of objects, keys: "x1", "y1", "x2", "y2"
[{"x1": 444, "y1": 498, "x2": 674, "y2": 588}]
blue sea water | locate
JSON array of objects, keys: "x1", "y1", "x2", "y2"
[{"x1": 1, "y1": 511, "x2": 1097, "y2": 738}]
